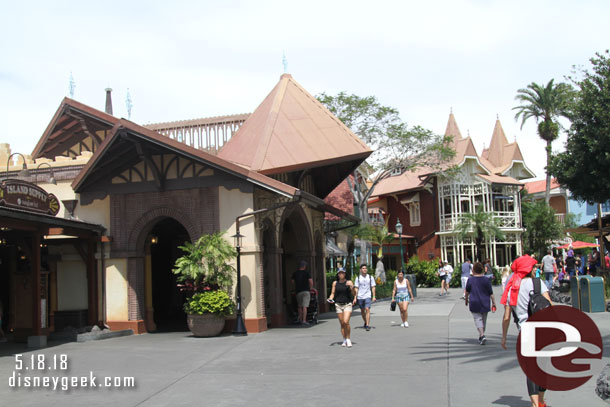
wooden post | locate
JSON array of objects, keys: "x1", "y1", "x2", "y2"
[{"x1": 32, "y1": 233, "x2": 41, "y2": 336}]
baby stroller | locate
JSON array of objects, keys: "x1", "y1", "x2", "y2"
[{"x1": 290, "y1": 288, "x2": 319, "y2": 325}]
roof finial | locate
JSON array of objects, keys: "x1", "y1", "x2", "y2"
[
  {"x1": 282, "y1": 50, "x2": 288, "y2": 73},
  {"x1": 467, "y1": 129, "x2": 470, "y2": 137},
  {"x1": 105, "y1": 88, "x2": 113, "y2": 115},
  {"x1": 126, "y1": 88, "x2": 133, "y2": 120},
  {"x1": 450, "y1": 106, "x2": 453, "y2": 114},
  {"x1": 496, "y1": 113, "x2": 499, "y2": 120},
  {"x1": 69, "y1": 71, "x2": 75, "y2": 98}
]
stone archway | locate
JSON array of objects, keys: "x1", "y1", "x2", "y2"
[
  {"x1": 279, "y1": 205, "x2": 313, "y2": 323},
  {"x1": 126, "y1": 207, "x2": 195, "y2": 330}
]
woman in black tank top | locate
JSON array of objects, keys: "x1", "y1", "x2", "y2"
[{"x1": 328, "y1": 268, "x2": 354, "y2": 347}]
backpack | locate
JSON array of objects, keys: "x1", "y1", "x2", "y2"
[{"x1": 527, "y1": 278, "x2": 551, "y2": 317}]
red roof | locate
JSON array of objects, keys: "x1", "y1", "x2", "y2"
[{"x1": 524, "y1": 178, "x2": 561, "y2": 194}]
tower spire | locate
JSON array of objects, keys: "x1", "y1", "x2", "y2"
[
  {"x1": 126, "y1": 88, "x2": 133, "y2": 119},
  {"x1": 282, "y1": 50, "x2": 288, "y2": 73},
  {"x1": 69, "y1": 71, "x2": 75, "y2": 98}
]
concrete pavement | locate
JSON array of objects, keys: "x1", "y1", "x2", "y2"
[{"x1": 0, "y1": 287, "x2": 608, "y2": 406}]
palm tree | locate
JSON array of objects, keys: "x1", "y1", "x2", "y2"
[
  {"x1": 513, "y1": 79, "x2": 574, "y2": 203},
  {"x1": 454, "y1": 206, "x2": 505, "y2": 262}
]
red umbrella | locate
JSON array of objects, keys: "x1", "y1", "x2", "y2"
[{"x1": 556, "y1": 241, "x2": 599, "y2": 250}]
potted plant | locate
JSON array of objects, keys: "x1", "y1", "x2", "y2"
[{"x1": 173, "y1": 232, "x2": 236, "y2": 337}]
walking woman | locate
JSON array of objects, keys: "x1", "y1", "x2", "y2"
[
  {"x1": 392, "y1": 269, "x2": 415, "y2": 327},
  {"x1": 327, "y1": 268, "x2": 354, "y2": 347}
]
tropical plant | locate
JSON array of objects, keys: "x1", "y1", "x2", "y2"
[
  {"x1": 183, "y1": 291, "x2": 235, "y2": 316},
  {"x1": 521, "y1": 199, "x2": 563, "y2": 258},
  {"x1": 350, "y1": 221, "x2": 395, "y2": 258},
  {"x1": 172, "y1": 232, "x2": 236, "y2": 293},
  {"x1": 513, "y1": 79, "x2": 575, "y2": 203},
  {"x1": 404, "y1": 256, "x2": 440, "y2": 287},
  {"x1": 454, "y1": 206, "x2": 505, "y2": 262}
]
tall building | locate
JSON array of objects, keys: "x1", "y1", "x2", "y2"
[{"x1": 369, "y1": 113, "x2": 535, "y2": 267}]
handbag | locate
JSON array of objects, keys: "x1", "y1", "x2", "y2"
[{"x1": 390, "y1": 300, "x2": 396, "y2": 311}]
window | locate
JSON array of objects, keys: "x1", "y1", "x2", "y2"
[{"x1": 409, "y1": 202, "x2": 421, "y2": 226}]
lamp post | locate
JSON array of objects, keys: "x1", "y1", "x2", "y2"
[
  {"x1": 5, "y1": 152, "x2": 31, "y2": 179},
  {"x1": 396, "y1": 219, "x2": 404, "y2": 270},
  {"x1": 231, "y1": 229, "x2": 247, "y2": 336},
  {"x1": 36, "y1": 162, "x2": 56, "y2": 185}
]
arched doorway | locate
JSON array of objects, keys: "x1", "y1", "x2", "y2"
[
  {"x1": 280, "y1": 206, "x2": 313, "y2": 323},
  {"x1": 148, "y1": 218, "x2": 190, "y2": 331}
]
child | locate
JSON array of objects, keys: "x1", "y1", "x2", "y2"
[
  {"x1": 501, "y1": 266, "x2": 511, "y2": 291},
  {"x1": 465, "y1": 262, "x2": 496, "y2": 345}
]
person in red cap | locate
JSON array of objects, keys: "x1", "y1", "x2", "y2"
[{"x1": 500, "y1": 253, "x2": 552, "y2": 407}]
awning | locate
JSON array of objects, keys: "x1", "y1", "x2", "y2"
[
  {"x1": 326, "y1": 238, "x2": 348, "y2": 257},
  {"x1": 400, "y1": 192, "x2": 420, "y2": 205}
]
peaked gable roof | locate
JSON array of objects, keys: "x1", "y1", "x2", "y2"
[
  {"x1": 481, "y1": 119, "x2": 534, "y2": 179},
  {"x1": 32, "y1": 98, "x2": 119, "y2": 159},
  {"x1": 217, "y1": 74, "x2": 371, "y2": 174}
]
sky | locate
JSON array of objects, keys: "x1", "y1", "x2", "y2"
[{"x1": 1, "y1": 0, "x2": 609, "y2": 180}]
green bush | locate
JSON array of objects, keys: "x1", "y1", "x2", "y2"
[
  {"x1": 405, "y1": 256, "x2": 441, "y2": 287},
  {"x1": 183, "y1": 290, "x2": 235, "y2": 316},
  {"x1": 449, "y1": 269, "x2": 461, "y2": 288}
]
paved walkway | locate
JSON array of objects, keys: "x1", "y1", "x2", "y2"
[{"x1": 0, "y1": 287, "x2": 608, "y2": 406}]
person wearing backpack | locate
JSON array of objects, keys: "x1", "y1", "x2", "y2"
[
  {"x1": 500, "y1": 254, "x2": 552, "y2": 407},
  {"x1": 353, "y1": 264, "x2": 376, "y2": 331}
]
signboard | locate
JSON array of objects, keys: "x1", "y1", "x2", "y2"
[{"x1": 0, "y1": 179, "x2": 60, "y2": 216}]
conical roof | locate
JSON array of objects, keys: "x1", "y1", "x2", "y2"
[{"x1": 217, "y1": 74, "x2": 371, "y2": 175}]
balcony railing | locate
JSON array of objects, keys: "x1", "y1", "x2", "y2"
[{"x1": 440, "y1": 212, "x2": 521, "y2": 232}]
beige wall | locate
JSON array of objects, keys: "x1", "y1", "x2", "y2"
[
  {"x1": 218, "y1": 186, "x2": 262, "y2": 319},
  {"x1": 56, "y1": 257, "x2": 89, "y2": 311},
  {"x1": 106, "y1": 259, "x2": 128, "y2": 321}
]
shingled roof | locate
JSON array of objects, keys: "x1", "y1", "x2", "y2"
[{"x1": 217, "y1": 74, "x2": 371, "y2": 175}]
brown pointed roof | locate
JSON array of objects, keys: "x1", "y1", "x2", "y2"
[
  {"x1": 217, "y1": 74, "x2": 372, "y2": 174},
  {"x1": 481, "y1": 119, "x2": 534, "y2": 179}
]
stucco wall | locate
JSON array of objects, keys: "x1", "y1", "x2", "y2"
[
  {"x1": 218, "y1": 186, "x2": 260, "y2": 319},
  {"x1": 56, "y1": 258, "x2": 88, "y2": 311},
  {"x1": 106, "y1": 259, "x2": 128, "y2": 321}
]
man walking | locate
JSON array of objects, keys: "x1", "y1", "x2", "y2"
[
  {"x1": 460, "y1": 259, "x2": 472, "y2": 299},
  {"x1": 292, "y1": 260, "x2": 313, "y2": 326},
  {"x1": 541, "y1": 250, "x2": 555, "y2": 290},
  {"x1": 353, "y1": 264, "x2": 376, "y2": 331}
]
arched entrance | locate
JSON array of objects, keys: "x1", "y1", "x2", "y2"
[
  {"x1": 147, "y1": 217, "x2": 190, "y2": 331},
  {"x1": 280, "y1": 206, "x2": 313, "y2": 323}
]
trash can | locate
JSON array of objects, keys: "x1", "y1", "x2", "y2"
[
  {"x1": 405, "y1": 274, "x2": 417, "y2": 298},
  {"x1": 570, "y1": 276, "x2": 587, "y2": 309},
  {"x1": 580, "y1": 276, "x2": 606, "y2": 313}
]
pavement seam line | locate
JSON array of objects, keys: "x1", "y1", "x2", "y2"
[
  {"x1": 133, "y1": 337, "x2": 250, "y2": 406},
  {"x1": 446, "y1": 299, "x2": 459, "y2": 407}
]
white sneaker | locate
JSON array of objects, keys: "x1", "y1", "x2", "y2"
[
  {"x1": 404, "y1": 322, "x2": 409, "y2": 328},
  {"x1": 400, "y1": 322, "x2": 405, "y2": 327},
  {"x1": 346, "y1": 339, "x2": 352, "y2": 348},
  {"x1": 341, "y1": 339, "x2": 347, "y2": 347}
]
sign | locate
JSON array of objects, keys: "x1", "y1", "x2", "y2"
[
  {"x1": 516, "y1": 306, "x2": 603, "y2": 391},
  {"x1": 0, "y1": 179, "x2": 60, "y2": 216}
]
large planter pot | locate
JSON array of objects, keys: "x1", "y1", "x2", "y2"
[{"x1": 187, "y1": 314, "x2": 225, "y2": 337}]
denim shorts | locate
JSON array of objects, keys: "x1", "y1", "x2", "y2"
[{"x1": 357, "y1": 298, "x2": 372, "y2": 309}]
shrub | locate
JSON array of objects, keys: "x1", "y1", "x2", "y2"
[
  {"x1": 405, "y1": 256, "x2": 440, "y2": 287},
  {"x1": 184, "y1": 291, "x2": 235, "y2": 316}
]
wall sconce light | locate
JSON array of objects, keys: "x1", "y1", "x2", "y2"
[
  {"x1": 36, "y1": 162, "x2": 57, "y2": 185},
  {"x1": 5, "y1": 152, "x2": 31, "y2": 179},
  {"x1": 150, "y1": 236, "x2": 158, "y2": 245}
]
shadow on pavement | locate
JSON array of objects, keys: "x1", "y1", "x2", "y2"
[
  {"x1": 491, "y1": 395, "x2": 531, "y2": 407},
  {"x1": 410, "y1": 335, "x2": 520, "y2": 372}
]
